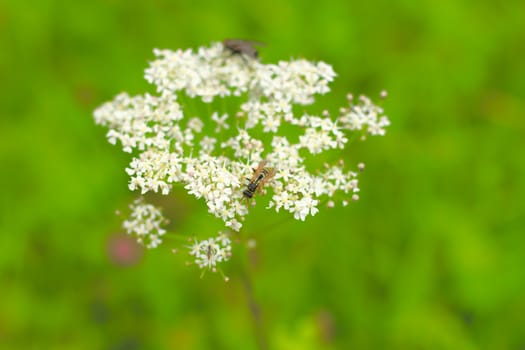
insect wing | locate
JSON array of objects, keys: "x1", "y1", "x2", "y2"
[
  {"x1": 249, "y1": 160, "x2": 267, "y2": 183},
  {"x1": 259, "y1": 167, "x2": 276, "y2": 187}
]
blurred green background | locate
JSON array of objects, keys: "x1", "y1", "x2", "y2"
[{"x1": 1, "y1": 0, "x2": 525, "y2": 349}]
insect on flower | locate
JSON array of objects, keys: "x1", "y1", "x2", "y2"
[
  {"x1": 222, "y1": 39, "x2": 265, "y2": 60},
  {"x1": 243, "y1": 160, "x2": 276, "y2": 199}
]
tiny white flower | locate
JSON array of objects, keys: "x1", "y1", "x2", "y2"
[
  {"x1": 211, "y1": 112, "x2": 230, "y2": 133},
  {"x1": 187, "y1": 117, "x2": 204, "y2": 133}
]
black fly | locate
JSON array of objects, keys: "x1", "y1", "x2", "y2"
[{"x1": 222, "y1": 39, "x2": 265, "y2": 60}]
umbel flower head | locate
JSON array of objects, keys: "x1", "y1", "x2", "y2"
[{"x1": 94, "y1": 41, "x2": 390, "y2": 273}]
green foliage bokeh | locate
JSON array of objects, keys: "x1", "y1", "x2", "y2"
[{"x1": 1, "y1": 0, "x2": 525, "y2": 349}]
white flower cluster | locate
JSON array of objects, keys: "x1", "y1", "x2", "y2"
[
  {"x1": 188, "y1": 233, "x2": 232, "y2": 272},
  {"x1": 339, "y1": 94, "x2": 391, "y2": 136},
  {"x1": 122, "y1": 198, "x2": 167, "y2": 249},
  {"x1": 95, "y1": 42, "x2": 390, "y2": 270}
]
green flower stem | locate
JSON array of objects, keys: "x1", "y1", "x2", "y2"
[{"x1": 236, "y1": 232, "x2": 268, "y2": 350}]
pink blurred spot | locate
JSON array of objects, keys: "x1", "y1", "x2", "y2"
[{"x1": 107, "y1": 234, "x2": 143, "y2": 267}]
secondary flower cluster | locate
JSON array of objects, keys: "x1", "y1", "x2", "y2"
[
  {"x1": 122, "y1": 198, "x2": 167, "y2": 249},
  {"x1": 188, "y1": 233, "x2": 232, "y2": 272},
  {"x1": 95, "y1": 42, "x2": 390, "y2": 273}
]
